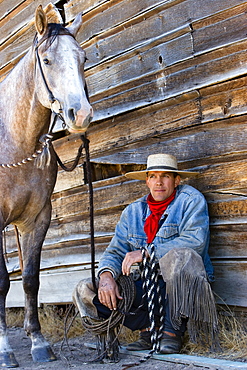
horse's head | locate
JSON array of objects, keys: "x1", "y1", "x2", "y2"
[{"x1": 34, "y1": 6, "x2": 93, "y2": 133}]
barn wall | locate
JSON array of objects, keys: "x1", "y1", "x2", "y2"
[{"x1": 1, "y1": 0, "x2": 247, "y2": 308}]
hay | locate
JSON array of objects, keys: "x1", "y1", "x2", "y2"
[
  {"x1": 6, "y1": 304, "x2": 84, "y2": 343},
  {"x1": 183, "y1": 304, "x2": 247, "y2": 361}
]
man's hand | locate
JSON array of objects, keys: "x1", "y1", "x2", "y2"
[
  {"x1": 98, "y1": 271, "x2": 122, "y2": 310},
  {"x1": 122, "y1": 250, "x2": 144, "y2": 276}
]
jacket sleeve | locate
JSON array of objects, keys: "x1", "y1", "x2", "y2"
[
  {"x1": 97, "y1": 207, "x2": 132, "y2": 279},
  {"x1": 149, "y1": 192, "x2": 210, "y2": 261}
]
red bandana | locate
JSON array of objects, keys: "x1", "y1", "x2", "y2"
[{"x1": 144, "y1": 190, "x2": 176, "y2": 244}]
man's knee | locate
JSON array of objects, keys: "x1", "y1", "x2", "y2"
[{"x1": 73, "y1": 278, "x2": 98, "y2": 319}]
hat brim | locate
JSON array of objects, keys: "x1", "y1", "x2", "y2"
[{"x1": 125, "y1": 168, "x2": 199, "y2": 180}]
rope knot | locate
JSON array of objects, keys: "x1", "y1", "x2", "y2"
[
  {"x1": 35, "y1": 134, "x2": 54, "y2": 169},
  {"x1": 39, "y1": 133, "x2": 53, "y2": 146}
]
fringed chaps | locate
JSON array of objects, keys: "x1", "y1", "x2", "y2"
[{"x1": 159, "y1": 247, "x2": 218, "y2": 347}]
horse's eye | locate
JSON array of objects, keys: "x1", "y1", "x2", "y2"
[{"x1": 43, "y1": 58, "x2": 50, "y2": 65}]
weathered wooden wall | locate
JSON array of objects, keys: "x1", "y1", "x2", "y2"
[{"x1": 1, "y1": 0, "x2": 247, "y2": 309}]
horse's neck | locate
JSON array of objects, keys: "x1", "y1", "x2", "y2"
[{"x1": 0, "y1": 50, "x2": 51, "y2": 152}]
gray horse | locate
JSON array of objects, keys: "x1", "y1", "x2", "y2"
[{"x1": 0, "y1": 6, "x2": 93, "y2": 367}]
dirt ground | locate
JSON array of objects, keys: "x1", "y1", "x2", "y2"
[{"x1": 6, "y1": 327, "x2": 241, "y2": 370}]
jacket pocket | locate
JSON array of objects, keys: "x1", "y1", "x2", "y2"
[
  {"x1": 156, "y1": 224, "x2": 179, "y2": 240},
  {"x1": 127, "y1": 236, "x2": 146, "y2": 250}
]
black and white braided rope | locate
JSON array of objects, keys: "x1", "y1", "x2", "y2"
[
  {"x1": 141, "y1": 244, "x2": 165, "y2": 354},
  {"x1": 0, "y1": 134, "x2": 53, "y2": 169}
]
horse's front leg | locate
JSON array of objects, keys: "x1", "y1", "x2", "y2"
[
  {"x1": 21, "y1": 203, "x2": 56, "y2": 363},
  {"x1": 0, "y1": 224, "x2": 19, "y2": 368}
]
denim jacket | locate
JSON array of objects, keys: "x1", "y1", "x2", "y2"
[{"x1": 98, "y1": 184, "x2": 214, "y2": 282}]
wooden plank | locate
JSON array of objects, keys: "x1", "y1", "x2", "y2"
[
  {"x1": 0, "y1": 0, "x2": 25, "y2": 19},
  {"x1": 87, "y1": 40, "x2": 247, "y2": 121},
  {"x1": 54, "y1": 165, "x2": 85, "y2": 193},
  {"x1": 194, "y1": 160, "x2": 247, "y2": 195},
  {"x1": 212, "y1": 261, "x2": 247, "y2": 307},
  {"x1": 53, "y1": 115, "x2": 247, "y2": 194},
  {"x1": 7, "y1": 266, "x2": 94, "y2": 307},
  {"x1": 65, "y1": 0, "x2": 111, "y2": 22},
  {"x1": 6, "y1": 203, "x2": 247, "y2": 262},
  {"x1": 192, "y1": 2, "x2": 247, "y2": 54},
  {"x1": 6, "y1": 243, "x2": 105, "y2": 274},
  {"x1": 51, "y1": 177, "x2": 146, "y2": 220},
  {"x1": 86, "y1": 27, "x2": 193, "y2": 96},
  {"x1": 77, "y1": 0, "x2": 188, "y2": 50},
  {"x1": 86, "y1": 116, "x2": 247, "y2": 167},
  {"x1": 120, "y1": 348, "x2": 247, "y2": 369},
  {"x1": 6, "y1": 196, "x2": 247, "y2": 264},
  {"x1": 53, "y1": 91, "x2": 201, "y2": 163},
  {"x1": 6, "y1": 248, "x2": 247, "y2": 308},
  {"x1": 206, "y1": 192, "x2": 247, "y2": 224},
  {"x1": 209, "y1": 224, "x2": 247, "y2": 259},
  {"x1": 65, "y1": 0, "x2": 165, "y2": 24},
  {"x1": 52, "y1": 68, "x2": 246, "y2": 161},
  {"x1": 46, "y1": 212, "x2": 121, "y2": 243},
  {"x1": 200, "y1": 76, "x2": 247, "y2": 122},
  {"x1": 76, "y1": 0, "x2": 245, "y2": 57},
  {"x1": 65, "y1": 0, "x2": 246, "y2": 28},
  {"x1": 70, "y1": 0, "x2": 171, "y2": 45}
]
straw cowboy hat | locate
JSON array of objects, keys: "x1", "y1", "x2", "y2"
[{"x1": 125, "y1": 153, "x2": 198, "y2": 180}]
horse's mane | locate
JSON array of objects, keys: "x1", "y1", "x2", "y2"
[{"x1": 33, "y1": 23, "x2": 74, "y2": 50}]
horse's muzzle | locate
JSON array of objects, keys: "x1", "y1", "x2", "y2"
[{"x1": 67, "y1": 109, "x2": 93, "y2": 133}]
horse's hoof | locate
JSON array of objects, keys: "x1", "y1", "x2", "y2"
[
  {"x1": 0, "y1": 352, "x2": 19, "y2": 368},
  {"x1": 31, "y1": 345, "x2": 56, "y2": 362}
]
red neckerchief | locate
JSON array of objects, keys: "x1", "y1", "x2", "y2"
[{"x1": 144, "y1": 190, "x2": 176, "y2": 244}]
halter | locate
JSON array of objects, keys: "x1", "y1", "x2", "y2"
[
  {"x1": 34, "y1": 28, "x2": 76, "y2": 111},
  {"x1": 35, "y1": 28, "x2": 90, "y2": 129}
]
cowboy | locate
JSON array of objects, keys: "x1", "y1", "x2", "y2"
[{"x1": 73, "y1": 154, "x2": 217, "y2": 354}]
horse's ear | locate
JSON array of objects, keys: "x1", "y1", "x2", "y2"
[
  {"x1": 66, "y1": 13, "x2": 83, "y2": 37},
  {"x1": 35, "y1": 5, "x2": 48, "y2": 36}
]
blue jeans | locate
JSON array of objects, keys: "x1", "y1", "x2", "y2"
[{"x1": 93, "y1": 277, "x2": 187, "y2": 336}]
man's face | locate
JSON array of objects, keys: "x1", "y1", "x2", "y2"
[{"x1": 146, "y1": 171, "x2": 180, "y2": 202}]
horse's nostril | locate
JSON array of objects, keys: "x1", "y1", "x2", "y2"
[{"x1": 68, "y1": 108, "x2": 75, "y2": 122}]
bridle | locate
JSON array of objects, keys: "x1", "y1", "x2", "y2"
[
  {"x1": 34, "y1": 27, "x2": 90, "y2": 130},
  {"x1": 34, "y1": 28, "x2": 75, "y2": 128}
]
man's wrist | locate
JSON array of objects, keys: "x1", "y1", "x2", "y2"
[{"x1": 99, "y1": 269, "x2": 114, "y2": 278}]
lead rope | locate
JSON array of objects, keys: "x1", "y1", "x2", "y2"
[
  {"x1": 80, "y1": 134, "x2": 97, "y2": 291},
  {"x1": 52, "y1": 131, "x2": 96, "y2": 291}
]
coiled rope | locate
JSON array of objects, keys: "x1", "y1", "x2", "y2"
[
  {"x1": 78, "y1": 246, "x2": 165, "y2": 365},
  {"x1": 80, "y1": 274, "x2": 136, "y2": 363}
]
